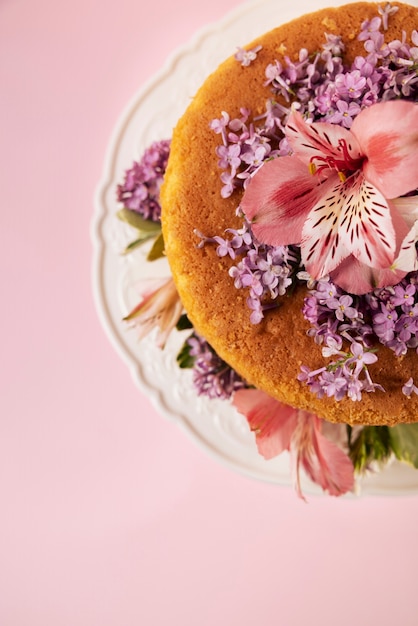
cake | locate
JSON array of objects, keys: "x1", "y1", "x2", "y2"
[
  {"x1": 115, "y1": 1, "x2": 418, "y2": 496},
  {"x1": 160, "y1": 1, "x2": 418, "y2": 427}
]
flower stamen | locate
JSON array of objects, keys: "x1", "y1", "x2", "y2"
[{"x1": 309, "y1": 162, "x2": 317, "y2": 175}]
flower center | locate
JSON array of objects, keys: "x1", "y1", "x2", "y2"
[{"x1": 309, "y1": 138, "x2": 364, "y2": 181}]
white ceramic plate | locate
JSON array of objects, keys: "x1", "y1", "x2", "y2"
[{"x1": 92, "y1": 0, "x2": 418, "y2": 496}]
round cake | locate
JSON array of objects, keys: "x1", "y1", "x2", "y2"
[{"x1": 161, "y1": 1, "x2": 418, "y2": 427}]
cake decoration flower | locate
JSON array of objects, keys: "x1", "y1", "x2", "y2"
[
  {"x1": 116, "y1": 139, "x2": 170, "y2": 221},
  {"x1": 232, "y1": 388, "x2": 355, "y2": 499},
  {"x1": 378, "y1": 2, "x2": 399, "y2": 30},
  {"x1": 116, "y1": 139, "x2": 169, "y2": 255},
  {"x1": 234, "y1": 45, "x2": 262, "y2": 67},
  {"x1": 241, "y1": 100, "x2": 418, "y2": 295},
  {"x1": 402, "y1": 377, "x2": 418, "y2": 397},
  {"x1": 123, "y1": 277, "x2": 183, "y2": 348},
  {"x1": 184, "y1": 334, "x2": 246, "y2": 399}
]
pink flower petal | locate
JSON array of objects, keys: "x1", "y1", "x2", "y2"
[
  {"x1": 391, "y1": 196, "x2": 418, "y2": 228},
  {"x1": 234, "y1": 392, "x2": 354, "y2": 498},
  {"x1": 232, "y1": 389, "x2": 298, "y2": 460},
  {"x1": 241, "y1": 157, "x2": 335, "y2": 246},
  {"x1": 330, "y1": 255, "x2": 407, "y2": 294},
  {"x1": 338, "y1": 176, "x2": 395, "y2": 267},
  {"x1": 387, "y1": 197, "x2": 418, "y2": 272},
  {"x1": 392, "y1": 221, "x2": 418, "y2": 272},
  {"x1": 291, "y1": 414, "x2": 355, "y2": 498},
  {"x1": 330, "y1": 194, "x2": 413, "y2": 293},
  {"x1": 123, "y1": 277, "x2": 183, "y2": 347},
  {"x1": 301, "y1": 173, "x2": 396, "y2": 279},
  {"x1": 300, "y1": 176, "x2": 350, "y2": 279},
  {"x1": 351, "y1": 101, "x2": 418, "y2": 198},
  {"x1": 286, "y1": 111, "x2": 362, "y2": 167},
  {"x1": 330, "y1": 256, "x2": 376, "y2": 293}
]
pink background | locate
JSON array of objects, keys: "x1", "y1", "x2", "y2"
[{"x1": 2, "y1": 0, "x2": 418, "y2": 624}]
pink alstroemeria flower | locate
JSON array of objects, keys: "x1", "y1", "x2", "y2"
[
  {"x1": 123, "y1": 277, "x2": 183, "y2": 348},
  {"x1": 232, "y1": 388, "x2": 355, "y2": 499},
  {"x1": 241, "y1": 101, "x2": 418, "y2": 294}
]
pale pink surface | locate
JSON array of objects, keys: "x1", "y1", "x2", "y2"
[{"x1": 2, "y1": 1, "x2": 418, "y2": 625}]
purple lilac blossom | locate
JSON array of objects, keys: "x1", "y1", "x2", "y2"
[
  {"x1": 402, "y1": 378, "x2": 418, "y2": 397},
  {"x1": 187, "y1": 334, "x2": 247, "y2": 399},
  {"x1": 234, "y1": 45, "x2": 263, "y2": 67},
  {"x1": 368, "y1": 276, "x2": 418, "y2": 356},
  {"x1": 210, "y1": 108, "x2": 281, "y2": 198},
  {"x1": 378, "y1": 2, "x2": 399, "y2": 30},
  {"x1": 299, "y1": 274, "x2": 418, "y2": 401},
  {"x1": 298, "y1": 276, "x2": 380, "y2": 401},
  {"x1": 196, "y1": 214, "x2": 300, "y2": 323},
  {"x1": 116, "y1": 139, "x2": 170, "y2": 222}
]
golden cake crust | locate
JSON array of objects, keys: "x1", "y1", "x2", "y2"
[{"x1": 161, "y1": 2, "x2": 418, "y2": 426}]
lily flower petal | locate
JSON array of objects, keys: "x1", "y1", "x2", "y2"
[
  {"x1": 241, "y1": 101, "x2": 418, "y2": 294},
  {"x1": 301, "y1": 173, "x2": 396, "y2": 278},
  {"x1": 330, "y1": 255, "x2": 407, "y2": 294},
  {"x1": 351, "y1": 101, "x2": 418, "y2": 199},
  {"x1": 232, "y1": 389, "x2": 297, "y2": 459},
  {"x1": 233, "y1": 389, "x2": 354, "y2": 498},
  {"x1": 123, "y1": 277, "x2": 183, "y2": 348},
  {"x1": 241, "y1": 157, "x2": 335, "y2": 246},
  {"x1": 291, "y1": 413, "x2": 355, "y2": 499},
  {"x1": 286, "y1": 110, "x2": 363, "y2": 168},
  {"x1": 329, "y1": 194, "x2": 413, "y2": 292},
  {"x1": 392, "y1": 221, "x2": 418, "y2": 272},
  {"x1": 391, "y1": 196, "x2": 418, "y2": 228}
]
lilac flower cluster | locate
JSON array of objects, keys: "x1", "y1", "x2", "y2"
[
  {"x1": 196, "y1": 213, "x2": 300, "y2": 323},
  {"x1": 209, "y1": 107, "x2": 289, "y2": 198},
  {"x1": 187, "y1": 334, "x2": 247, "y2": 400},
  {"x1": 210, "y1": 6, "x2": 418, "y2": 198},
  {"x1": 367, "y1": 275, "x2": 418, "y2": 357},
  {"x1": 229, "y1": 244, "x2": 299, "y2": 324},
  {"x1": 299, "y1": 278, "x2": 382, "y2": 401},
  {"x1": 300, "y1": 274, "x2": 418, "y2": 401},
  {"x1": 116, "y1": 139, "x2": 170, "y2": 222},
  {"x1": 265, "y1": 7, "x2": 418, "y2": 126}
]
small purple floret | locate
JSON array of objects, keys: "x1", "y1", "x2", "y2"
[{"x1": 234, "y1": 45, "x2": 263, "y2": 67}]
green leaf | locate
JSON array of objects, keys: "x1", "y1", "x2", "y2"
[
  {"x1": 176, "y1": 314, "x2": 193, "y2": 331},
  {"x1": 117, "y1": 208, "x2": 161, "y2": 233},
  {"x1": 389, "y1": 423, "x2": 418, "y2": 468},
  {"x1": 349, "y1": 426, "x2": 392, "y2": 474},
  {"x1": 176, "y1": 339, "x2": 195, "y2": 369},
  {"x1": 116, "y1": 209, "x2": 162, "y2": 255},
  {"x1": 147, "y1": 232, "x2": 165, "y2": 261},
  {"x1": 122, "y1": 235, "x2": 153, "y2": 254}
]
